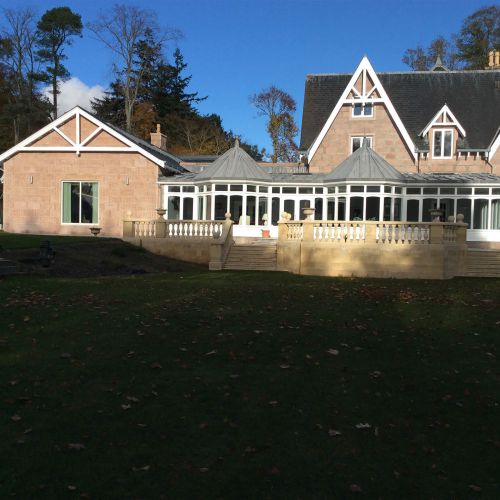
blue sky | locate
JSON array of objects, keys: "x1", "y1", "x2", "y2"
[{"x1": 2, "y1": 0, "x2": 490, "y2": 151}]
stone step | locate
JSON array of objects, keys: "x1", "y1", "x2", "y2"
[
  {"x1": 461, "y1": 249, "x2": 500, "y2": 277},
  {"x1": 223, "y1": 242, "x2": 278, "y2": 271}
]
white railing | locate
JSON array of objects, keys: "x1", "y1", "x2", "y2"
[
  {"x1": 376, "y1": 223, "x2": 430, "y2": 244},
  {"x1": 127, "y1": 219, "x2": 223, "y2": 239},
  {"x1": 166, "y1": 220, "x2": 223, "y2": 238},
  {"x1": 313, "y1": 222, "x2": 366, "y2": 243}
]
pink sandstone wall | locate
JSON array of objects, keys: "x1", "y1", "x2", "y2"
[
  {"x1": 3, "y1": 152, "x2": 160, "y2": 238},
  {"x1": 309, "y1": 103, "x2": 499, "y2": 175}
]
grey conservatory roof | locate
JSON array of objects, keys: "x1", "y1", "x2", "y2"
[
  {"x1": 324, "y1": 142, "x2": 405, "y2": 182},
  {"x1": 300, "y1": 70, "x2": 500, "y2": 151},
  {"x1": 194, "y1": 140, "x2": 272, "y2": 182},
  {"x1": 402, "y1": 172, "x2": 500, "y2": 184}
]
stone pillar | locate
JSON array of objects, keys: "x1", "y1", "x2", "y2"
[
  {"x1": 123, "y1": 220, "x2": 134, "y2": 237},
  {"x1": 364, "y1": 222, "x2": 377, "y2": 243},
  {"x1": 430, "y1": 223, "x2": 444, "y2": 244},
  {"x1": 302, "y1": 220, "x2": 314, "y2": 241}
]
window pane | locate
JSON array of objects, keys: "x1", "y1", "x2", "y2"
[
  {"x1": 383, "y1": 197, "x2": 391, "y2": 221},
  {"x1": 367, "y1": 185, "x2": 380, "y2": 193},
  {"x1": 62, "y1": 182, "x2": 73, "y2": 223},
  {"x1": 350, "y1": 197, "x2": 363, "y2": 220},
  {"x1": 81, "y1": 183, "x2": 97, "y2": 224},
  {"x1": 299, "y1": 200, "x2": 310, "y2": 220},
  {"x1": 229, "y1": 195, "x2": 243, "y2": 223},
  {"x1": 258, "y1": 186, "x2": 268, "y2": 193},
  {"x1": 366, "y1": 197, "x2": 379, "y2": 220},
  {"x1": 423, "y1": 187, "x2": 438, "y2": 194},
  {"x1": 337, "y1": 197, "x2": 346, "y2": 220},
  {"x1": 182, "y1": 186, "x2": 195, "y2": 192},
  {"x1": 327, "y1": 199, "x2": 335, "y2": 219},
  {"x1": 246, "y1": 196, "x2": 256, "y2": 225},
  {"x1": 284, "y1": 199, "x2": 295, "y2": 219},
  {"x1": 434, "y1": 131, "x2": 442, "y2": 157},
  {"x1": 422, "y1": 198, "x2": 438, "y2": 222},
  {"x1": 283, "y1": 187, "x2": 296, "y2": 194},
  {"x1": 406, "y1": 200, "x2": 420, "y2": 221},
  {"x1": 364, "y1": 103, "x2": 373, "y2": 116},
  {"x1": 183, "y1": 198, "x2": 193, "y2": 220},
  {"x1": 440, "y1": 187, "x2": 454, "y2": 195},
  {"x1": 198, "y1": 197, "x2": 205, "y2": 219},
  {"x1": 457, "y1": 188, "x2": 472, "y2": 195},
  {"x1": 364, "y1": 137, "x2": 372, "y2": 148},
  {"x1": 167, "y1": 196, "x2": 180, "y2": 220},
  {"x1": 272, "y1": 187, "x2": 280, "y2": 193},
  {"x1": 439, "y1": 199, "x2": 455, "y2": 221},
  {"x1": 271, "y1": 197, "x2": 280, "y2": 225},
  {"x1": 169, "y1": 186, "x2": 181, "y2": 192},
  {"x1": 258, "y1": 197, "x2": 268, "y2": 225},
  {"x1": 491, "y1": 200, "x2": 500, "y2": 230},
  {"x1": 456, "y1": 199, "x2": 471, "y2": 227},
  {"x1": 315, "y1": 198, "x2": 323, "y2": 220},
  {"x1": 214, "y1": 195, "x2": 226, "y2": 220},
  {"x1": 352, "y1": 137, "x2": 361, "y2": 152},
  {"x1": 353, "y1": 103, "x2": 362, "y2": 116},
  {"x1": 443, "y1": 131, "x2": 452, "y2": 157},
  {"x1": 394, "y1": 198, "x2": 402, "y2": 221},
  {"x1": 475, "y1": 188, "x2": 489, "y2": 195},
  {"x1": 350, "y1": 185, "x2": 364, "y2": 192},
  {"x1": 215, "y1": 184, "x2": 228, "y2": 191},
  {"x1": 473, "y1": 199, "x2": 488, "y2": 229},
  {"x1": 406, "y1": 187, "x2": 421, "y2": 195},
  {"x1": 247, "y1": 185, "x2": 256, "y2": 192},
  {"x1": 70, "y1": 183, "x2": 80, "y2": 223},
  {"x1": 230, "y1": 185, "x2": 243, "y2": 191},
  {"x1": 298, "y1": 187, "x2": 313, "y2": 194}
]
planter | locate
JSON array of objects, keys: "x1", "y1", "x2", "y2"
[
  {"x1": 156, "y1": 208, "x2": 167, "y2": 219},
  {"x1": 261, "y1": 229, "x2": 271, "y2": 238},
  {"x1": 302, "y1": 207, "x2": 316, "y2": 220},
  {"x1": 90, "y1": 227, "x2": 101, "y2": 237}
]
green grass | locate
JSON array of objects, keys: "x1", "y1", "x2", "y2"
[{"x1": 1, "y1": 236, "x2": 499, "y2": 497}]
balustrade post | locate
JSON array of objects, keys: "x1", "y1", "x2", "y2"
[
  {"x1": 302, "y1": 221, "x2": 314, "y2": 241},
  {"x1": 278, "y1": 222, "x2": 288, "y2": 241},
  {"x1": 364, "y1": 222, "x2": 377, "y2": 243},
  {"x1": 123, "y1": 220, "x2": 134, "y2": 237},
  {"x1": 429, "y1": 223, "x2": 444, "y2": 244},
  {"x1": 456, "y1": 214, "x2": 467, "y2": 244},
  {"x1": 155, "y1": 220, "x2": 167, "y2": 238}
]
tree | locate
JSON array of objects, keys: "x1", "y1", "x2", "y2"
[
  {"x1": 402, "y1": 36, "x2": 459, "y2": 70},
  {"x1": 88, "y1": 4, "x2": 181, "y2": 133},
  {"x1": 1, "y1": 7, "x2": 50, "y2": 142},
  {"x1": 36, "y1": 7, "x2": 82, "y2": 119},
  {"x1": 456, "y1": 5, "x2": 500, "y2": 69},
  {"x1": 250, "y1": 86, "x2": 298, "y2": 162}
]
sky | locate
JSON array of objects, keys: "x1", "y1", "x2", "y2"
[{"x1": 1, "y1": 0, "x2": 491, "y2": 151}]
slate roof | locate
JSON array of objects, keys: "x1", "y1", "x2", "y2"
[
  {"x1": 194, "y1": 140, "x2": 272, "y2": 181},
  {"x1": 104, "y1": 120, "x2": 184, "y2": 174},
  {"x1": 324, "y1": 142, "x2": 405, "y2": 182},
  {"x1": 300, "y1": 70, "x2": 500, "y2": 151},
  {"x1": 402, "y1": 172, "x2": 500, "y2": 184}
]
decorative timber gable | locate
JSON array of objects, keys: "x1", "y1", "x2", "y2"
[
  {"x1": 307, "y1": 56, "x2": 417, "y2": 164},
  {"x1": 420, "y1": 104, "x2": 466, "y2": 139},
  {"x1": 0, "y1": 106, "x2": 174, "y2": 169}
]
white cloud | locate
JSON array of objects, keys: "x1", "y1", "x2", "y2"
[{"x1": 44, "y1": 77, "x2": 105, "y2": 115}]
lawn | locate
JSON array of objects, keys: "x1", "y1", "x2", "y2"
[{"x1": 1, "y1": 233, "x2": 499, "y2": 498}]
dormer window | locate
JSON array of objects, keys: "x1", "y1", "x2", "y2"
[
  {"x1": 352, "y1": 102, "x2": 373, "y2": 117},
  {"x1": 433, "y1": 129, "x2": 453, "y2": 159}
]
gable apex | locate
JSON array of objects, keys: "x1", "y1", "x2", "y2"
[{"x1": 306, "y1": 56, "x2": 417, "y2": 163}]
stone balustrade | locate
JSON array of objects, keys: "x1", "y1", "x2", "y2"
[
  {"x1": 124, "y1": 219, "x2": 224, "y2": 239},
  {"x1": 277, "y1": 219, "x2": 468, "y2": 279}
]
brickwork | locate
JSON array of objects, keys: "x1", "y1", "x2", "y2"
[
  {"x1": 309, "y1": 103, "x2": 499, "y2": 175},
  {"x1": 3, "y1": 152, "x2": 160, "y2": 237}
]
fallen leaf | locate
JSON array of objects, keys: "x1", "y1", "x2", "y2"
[
  {"x1": 11, "y1": 414, "x2": 21, "y2": 422},
  {"x1": 150, "y1": 362, "x2": 162, "y2": 369},
  {"x1": 350, "y1": 484, "x2": 362, "y2": 492},
  {"x1": 328, "y1": 429, "x2": 342, "y2": 436},
  {"x1": 355, "y1": 423, "x2": 371, "y2": 429},
  {"x1": 326, "y1": 349, "x2": 339, "y2": 356},
  {"x1": 68, "y1": 443, "x2": 85, "y2": 451}
]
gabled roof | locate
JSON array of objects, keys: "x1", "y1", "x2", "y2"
[
  {"x1": 300, "y1": 63, "x2": 500, "y2": 153},
  {"x1": 324, "y1": 142, "x2": 405, "y2": 182},
  {"x1": 195, "y1": 140, "x2": 272, "y2": 181},
  {"x1": 0, "y1": 106, "x2": 185, "y2": 174}
]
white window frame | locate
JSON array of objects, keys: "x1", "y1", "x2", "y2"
[
  {"x1": 61, "y1": 180, "x2": 99, "y2": 225},
  {"x1": 352, "y1": 102, "x2": 373, "y2": 118},
  {"x1": 351, "y1": 136, "x2": 373, "y2": 153},
  {"x1": 432, "y1": 129, "x2": 454, "y2": 159}
]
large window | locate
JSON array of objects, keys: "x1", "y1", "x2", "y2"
[
  {"x1": 351, "y1": 136, "x2": 372, "y2": 153},
  {"x1": 433, "y1": 129, "x2": 453, "y2": 158},
  {"x1": 62, "y1": 182, "x2": 98, "y2": 224}
]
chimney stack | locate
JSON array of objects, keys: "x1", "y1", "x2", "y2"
[
  {"x1": 487, "y1": 49, "x2": 500, "y2": 69},
  {"x1": 150, "y1": 123, "x2": 168, "y2": 151}
]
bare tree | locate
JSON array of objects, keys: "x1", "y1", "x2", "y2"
[
  {"x1": 250, "y1": 86, "x2": 298, "y2": 162},
  {"x1": 2, "y1": 7, "x2": 43, "y2": 141},
  {"x1": 88, "y1": 4, "x2": 181, "y2": 133}
]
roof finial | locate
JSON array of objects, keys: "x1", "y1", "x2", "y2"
[
  {"x1": 156, "y1": 123, "x2": 161, "y2": 133},
  {"x1": 235, "y1": 138, "x2": 240, "y2": 148},
  {"x1": 431, "y1": 54, "x2": 449, "y2": 72}
]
